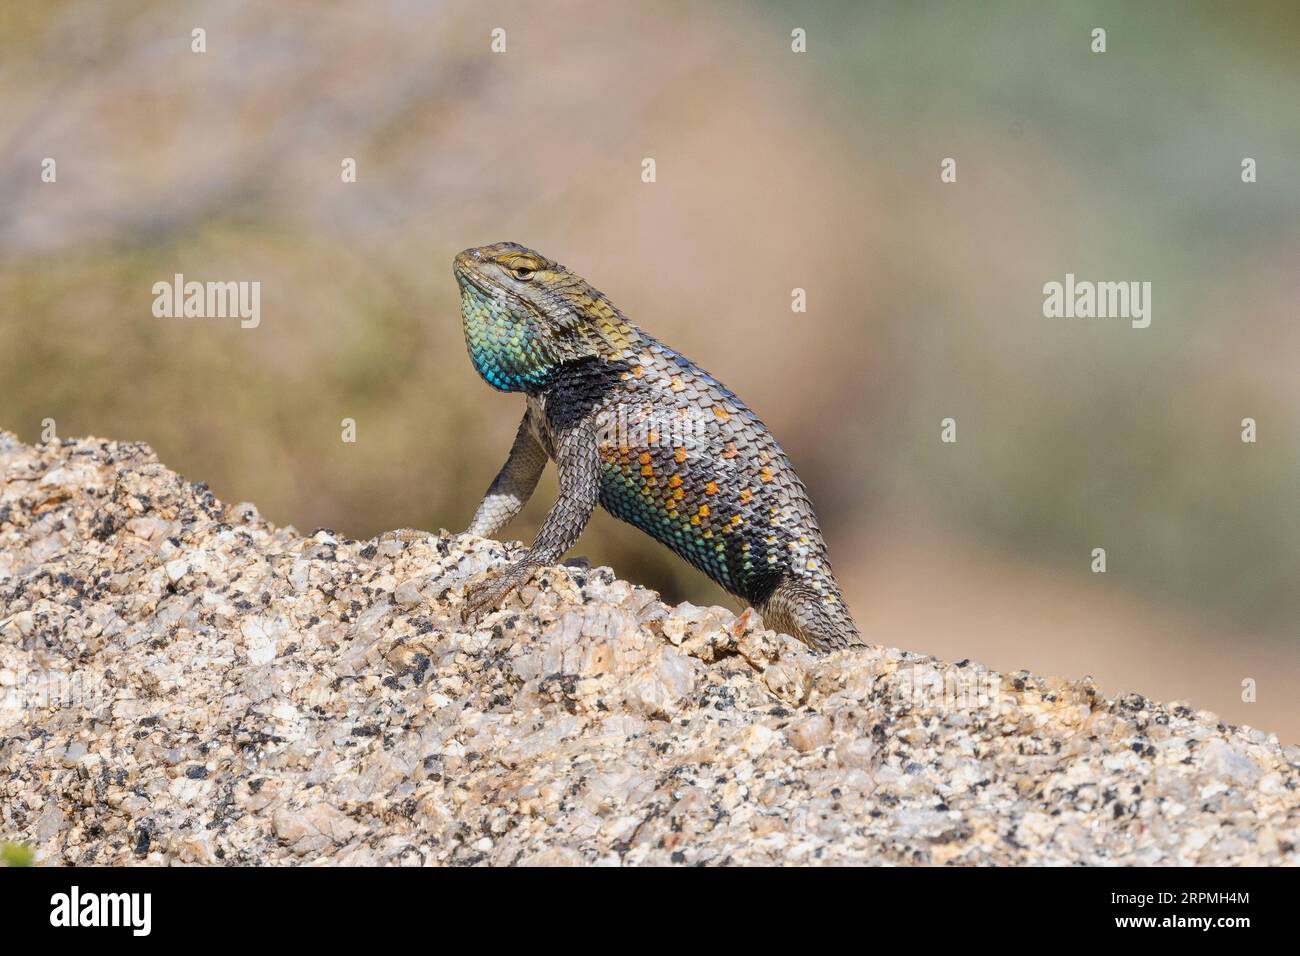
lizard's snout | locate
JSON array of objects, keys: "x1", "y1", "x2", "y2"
[{"x1": 454, "y1": 247, "x2": 486, "y2": 271}]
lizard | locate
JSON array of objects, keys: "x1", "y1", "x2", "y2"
[{"x1": 452, "y1": 241, "x2": 863, "y2": 653}]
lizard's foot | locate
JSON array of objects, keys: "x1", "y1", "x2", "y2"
[{"x1": 461, "y1": 556, "x2": 539, "y2": 626}]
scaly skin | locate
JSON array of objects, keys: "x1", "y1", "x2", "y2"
[{"x1": 453, "y1": 242, "x2": 863, "y2": 652}]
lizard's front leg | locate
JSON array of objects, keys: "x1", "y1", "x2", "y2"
[
  {"x1": 465, "y1": 410, "x2": 548, "y2": 537},
  {"x1": 462, "y1": 421, "x2": 599, "y2": 625},
  {"x1": 384, "y1": 413, "x2": 545, "y2": 552}
]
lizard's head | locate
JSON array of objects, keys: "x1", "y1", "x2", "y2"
[{"x1": 454, "y1": 242, "x2": 635, "y2": 392}]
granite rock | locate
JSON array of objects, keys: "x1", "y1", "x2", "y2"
[{"x1": 1, "y1": 432, "x2": 1296, "y2": 865}]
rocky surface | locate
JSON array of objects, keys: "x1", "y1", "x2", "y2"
[{"x1": 0, "y1": 431, "x2": 1296, "y2": 866}]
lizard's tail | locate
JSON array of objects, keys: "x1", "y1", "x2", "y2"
[{"x1": 760, "y1": 577, "x2": 865, "y2": 653}]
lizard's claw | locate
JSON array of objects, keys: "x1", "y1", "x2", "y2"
[{"x1": 461, "y1": 558, "x2": 539, "y2": 626}]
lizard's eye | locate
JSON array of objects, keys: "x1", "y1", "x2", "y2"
[{"x1": 511, "y1": 266, "x2": 536, "y2": 281}]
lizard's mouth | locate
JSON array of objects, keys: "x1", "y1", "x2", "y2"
[
  {"x1": 454, "y1": 264, "x2": 503, "y2": 305},
  {"x1": 455, "y1": 265, "x2": 550, "y2": 330}
]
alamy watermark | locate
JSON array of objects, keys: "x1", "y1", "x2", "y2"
[
  {"x1": 1043, "y1": 273, "x2": 1151, "y2": 329},
  {"x1": 888, "y1": 663, "x2": 1005, "y2": 718},
  {"x1": 0, "y1": 658, "x2": 110, "y2": 716},
  {"x1": 50, "y1": 886, "x2": 151, "y2": 936},
  {"x1": 596, "y1": 403, "x2": 710, "y2": 454},
  {"x1": 152, "y1": 274, "x2": 261, "y2": 328}
]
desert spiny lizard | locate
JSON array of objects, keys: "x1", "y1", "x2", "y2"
[{"x1": 453, "y1": 241, "x2": 863, "y2": 652}]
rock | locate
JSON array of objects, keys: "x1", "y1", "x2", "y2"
[
  {"x1": 0, "y1": 431, "x2": 1297, "y2": 866},
  {"x1": 763, "y1": 659, "x2": 810, "y2": 705},
  {"x1": 786, "y1": 714, "x2": 832, "y2": 752},
  {"x1": 273, "y1": 802, "x2": 358, "y2": 854},
  {"x1": 164, "y1": 558, "x2": 189, "y2": 583},
  {"x1": 835, "y1": 737, "x2": 877, "y2": 770},
  {"x1": 240, "y1": 618, "x2": 279, "y2": 665},
  {"x1": 1198, "y1": 737, "x2": 1264, "y2": 788}
]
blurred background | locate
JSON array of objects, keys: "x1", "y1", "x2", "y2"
[{"x1": 1, "y1": 1, "x2": 1296, "y2": 739}]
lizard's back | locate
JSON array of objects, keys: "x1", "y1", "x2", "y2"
[{"x1": 535, "y1": 328, "x2": 859, "y2": 648}]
